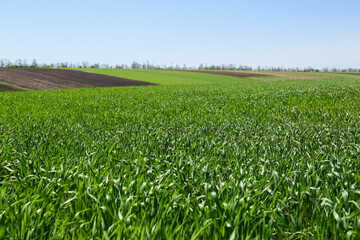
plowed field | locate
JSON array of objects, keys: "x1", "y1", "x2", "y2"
[
  {"x1": 186, "y1": 70, "x2": 270, "y2": 77},
  {"x1": 0, "y1": 68, "x2": 156, "y2": 91},
  {"x1": 0, "y1": 83, "x2": 22, "y2": 92},
  {"x1": 343, "y1": 73, "x2": 360, "y2": 76}
]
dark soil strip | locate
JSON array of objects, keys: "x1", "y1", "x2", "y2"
[
  {"x1": 0, "y1": 69, "x2": 157, "y2": 90},
  {"x1": 342, "y1": 73, "x2": 360, "y2": 76},
  {"x1": 0, "y1": 83, "x2": 22, "y2": 92},
  {"x1": 185, "y1": 70, "x2": 271, "y2": 78}
]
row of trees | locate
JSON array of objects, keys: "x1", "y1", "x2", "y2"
[
  {"x1": 1, "y1": 59, "x2": 359, "y2": 72},
  {"x1": 0, "y1": 59, "x2": 112, "y2": 69}
]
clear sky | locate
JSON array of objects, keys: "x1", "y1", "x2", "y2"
[{"x1": 1, "y1": 0, "x2": 359, "y2": 68}]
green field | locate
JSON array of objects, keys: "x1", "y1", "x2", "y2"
[
  {"x1": 77, "y1": 68, "x2": 275, "y2": 85},
  {"x1": 1, "y1": 70, "x2": 360, "y2": 239}
]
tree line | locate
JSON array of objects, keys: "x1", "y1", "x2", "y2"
[{"x1": 0, "y1": 59, "x2": 359, "y2": 73}]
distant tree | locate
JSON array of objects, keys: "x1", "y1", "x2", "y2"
[
  {"x1": 60, "y1": 62, "x2": 69, "y2": 68},
  {"x1": 90, "y1": 63, "x2": 100, "y2": 68},
  {"x1": 4, "y1": 59, "x2": 11, "y2": 68},
  {"x1": 131, "y1": 61, "x2": 141, "y2": 69},
  {"x1": 31, "y1": 59, "x2": 38, "y2": 68},
  {"x1": 15, "y1": 59, "x2": 22, "y2": 67},
  {"x1": 82, "y1": 61, "x2": 89, "y2": 68}
]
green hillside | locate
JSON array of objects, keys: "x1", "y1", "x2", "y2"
[{"x1": 76, "y1": 68, "x2": 272, "y2": 85}]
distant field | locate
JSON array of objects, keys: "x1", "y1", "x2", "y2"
[
  {"x1": 79, "y1": 68, "x2": 342, "y2": 82},
  {"x1": 184, "y1": 70, "x2": 271, "y2": 77},
  {"x1": 343, "y1": 73, "x2": 360, "y2": 76},
  {"x1": 78, "y1": 68, "x2": 274, "y2": 85},
  {"x1": 0, "y1": 68, "x2": 156, "y2": 91},
  {"x1": 0, "y1": 68, "x2": 352, "y2": 92},
  {"x1": 256, "y1": 71, "x2": 338, "y2": 79},
  {"x1": 0, "y1": 68, "x2": 276, "y2": 92},
  {"x1": 1, "y1": 70, "x2": 360, "y2": 239}
]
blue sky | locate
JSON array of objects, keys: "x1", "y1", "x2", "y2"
[{"x1": 1, "y1": 0, "x2": 359, "y2": 68}]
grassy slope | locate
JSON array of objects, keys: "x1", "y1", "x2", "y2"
[
  {"x1": 78, "y1": 68, "x2": 343, "y2": 81},
  {"x1": 75, "y1": 68, "x2": 272, "y2": 85},
  {"x1": 1, "y1": 70, "x2": 360, "y2": 239}
]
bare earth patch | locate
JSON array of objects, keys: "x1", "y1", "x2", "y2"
[
  {"x1": 186, "y1": 70, "x2": 270, "y2": 78},
  {"x1": 341, "y1": 73, "x2": 360, "y2": 76},
  {"x1": 254, "y1": 72, "x2": 337, "y2": 79},
  {"x1": 0, "y1": 82, "x2": 23, "y2": 92},
  {"x1": 186, "y1": 70, "x2": 337, "y2": 79},
  {"x1": 0, "y1": 69, "x2": 157, "y2": 90}
]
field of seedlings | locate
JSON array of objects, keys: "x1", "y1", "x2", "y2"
[{"x1": 1, "y1": 70, "x2": 360, "y2": 239}]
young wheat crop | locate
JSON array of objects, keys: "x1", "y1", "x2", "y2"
[{"x1": 1, "y1": 72, "x2": 360, "y2": 239}]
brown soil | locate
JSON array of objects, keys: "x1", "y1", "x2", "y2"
[
  {"x1": 186, "y1": 70, "x2": 271, "y2": 78},
  {"x1": 0, "y1": 83, "x2": 22, "y2": 92},
  {"x1": 186, "y1": 70, "x2": 336, "y2": 79},
  {"x1": 261, "y1": 72, "x2": 336, "y2": 79},
  {"x1": 342, "y1": 73, "x2": 360, "y2": 76},
  {"x1": 0, "y1": 68, "x2": 157, "y2": 90}
]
